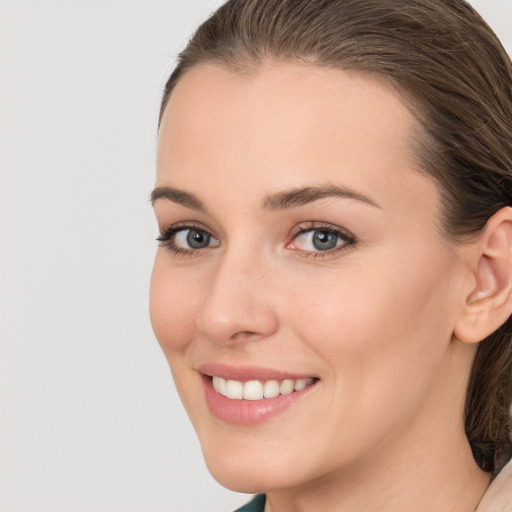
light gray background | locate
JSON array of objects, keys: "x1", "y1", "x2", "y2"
[{"x1": 1, "y1": 1, "x2": 511, "y2": 511}]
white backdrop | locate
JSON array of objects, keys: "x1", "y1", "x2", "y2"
[{"x1": 1, "y1": 1, "x2": 511, "y2": 511}]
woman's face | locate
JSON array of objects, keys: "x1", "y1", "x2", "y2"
[{"x1": 151, "y1": 62, "x2": 472, "y2": 492}]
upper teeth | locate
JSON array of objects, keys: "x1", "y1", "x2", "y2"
[{"x1": 212, "y1": 376, "x2": 315, "y2": 400}]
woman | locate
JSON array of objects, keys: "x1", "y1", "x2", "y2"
[{"x1": 150, "y1": 1, "x2": 512, "y2": 510}]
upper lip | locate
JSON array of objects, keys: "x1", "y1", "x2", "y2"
[{"x1": 197, "y1": 362, "x2": 317, "y2": 382}]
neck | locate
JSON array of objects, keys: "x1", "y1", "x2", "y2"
[{"x1": 265, "y1": 429, "x2": 489, "y2": 512}]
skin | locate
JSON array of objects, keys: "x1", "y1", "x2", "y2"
[{"x1": 151, "y1": 62, "x2": 493, "y2": 512}]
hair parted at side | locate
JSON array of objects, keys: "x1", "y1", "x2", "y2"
[{"x1": 159, "y1": 0, "x2": 512, "y2": 473}]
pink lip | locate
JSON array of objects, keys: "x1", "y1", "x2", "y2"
[
  {"x1": 198, "y1": 364, "x2": 318, "y2": 425},
  {"x1": 197, "y1": 362, "x2": 315, "y2": 382}
]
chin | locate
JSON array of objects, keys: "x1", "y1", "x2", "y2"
[
  {"x1": 209, "y1": 468, "x2": 268, "y2": 495},
  {"x1": 201, "y1": 446, "x2": 265, "y2": 492},
  {"x1": 207, "y1": 466, "x2": 294, "y2": 495},
  {"x1": 200, "y1": 440, "x2": 313, "y2": 494}
]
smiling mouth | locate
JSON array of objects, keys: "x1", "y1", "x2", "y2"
[
  {"x1": 210, "y1": 376, "x2": 316, "y2": 400},
  {"x1": 201, "y1": 370, "x2": 319, "y2": 424}
]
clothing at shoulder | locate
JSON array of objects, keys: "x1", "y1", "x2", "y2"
[
  {"x1": 476, "y1": 458, "x2": 512, "y2": 511},
  {"x1": 233, "y1": 494, "x2": 265, "y2": 512}
]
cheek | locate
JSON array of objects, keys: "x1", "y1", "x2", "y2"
[
  {"x1": 149, "y1": 255, "x2": 206, "y2": 418},
  {"x1": 149, "y1": 253, "x2": 200, "y2": 354},
  {"x1": 285, "y1": 254, "x2": 456, "y2": 409},
  {"x1": 289, "y1": 248, "x2": 454, "y2": 349}
]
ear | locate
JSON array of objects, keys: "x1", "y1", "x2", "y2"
[{"x1": 454, "y1": 207, "x2": 512, "y2": 344}]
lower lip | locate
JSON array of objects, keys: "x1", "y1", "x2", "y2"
[{"x1": 201, "y1": 375, "x2": 317, "y2": 425}]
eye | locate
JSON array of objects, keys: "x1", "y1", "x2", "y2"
[
  {"x1": 157, "y1": 225, "x2": 220, "y2": 254},
  {"x1": 174, "y1": 228, "x2": 216, "y2": 249},
  {"x1": 287, "y1": 223, "x2": 356, "y2": 255}
]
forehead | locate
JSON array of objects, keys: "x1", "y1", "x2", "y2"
[
  {"x1": 156, "y1": 61, "x2": 435, "y2": 217},
  {"x1": 158, "y1": 62, "x2": 415, "y2": 155}
]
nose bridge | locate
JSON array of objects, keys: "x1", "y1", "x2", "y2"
[{"x1": 196, "y1": 242, "x2": 278, "y2": 344}]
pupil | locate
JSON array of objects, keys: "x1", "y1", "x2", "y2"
[
  {"x1": 187, "y1": 229, "x2": 210, "y2": 248},
  {"x1": 313, "y1": 231, "x2": 337, "y2": 250}
]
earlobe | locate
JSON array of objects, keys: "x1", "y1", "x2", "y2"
[{"x1": 454, "y1": 207, "x2": 512, "y2": 344}]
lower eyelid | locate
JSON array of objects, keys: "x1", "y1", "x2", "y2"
[{"x1": 297, "y1": 239, "x2": 356, "y2": 258}]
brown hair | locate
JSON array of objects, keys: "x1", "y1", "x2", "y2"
[{"x1": 159, "y1": 0, "x2": 512, "y2": 473}]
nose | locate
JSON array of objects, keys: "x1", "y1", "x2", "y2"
[{"x1": 196, "y1": 250, "x2": 279, "y2": 346}]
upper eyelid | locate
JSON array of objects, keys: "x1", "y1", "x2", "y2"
[
  {"x1": 158, "y1": 221, "x2": 217, "y2": 238},
  {"x1": 290, "y1": 222, "x2": 356, "y2": 239},
  {"x1": 157, "y1": 220, "x2": 351, "y2": 234}
]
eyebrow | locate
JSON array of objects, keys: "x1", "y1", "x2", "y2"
[
  {"x1": 150, "y1": 183, "x2": 380, "y2": 212},
  {"x1": 261, "y1": 184, "x2": 380, "y2": 211},
  {"x1": 151, "y1": 186, "x2": 207, "y2": 212}
]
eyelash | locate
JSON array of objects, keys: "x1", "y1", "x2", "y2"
[
  {"x1": 156, "y1": 222, "x2": 217, "y2": 257},
  {"x1": 156, "y1": 222, "x2": 357, "y2": 258},
  {"x1": 288, "y1": 222, "x2": 357, "y2": 258}
]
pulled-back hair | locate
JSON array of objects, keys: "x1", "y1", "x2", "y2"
[{"x1": 159, "y1": 0, "x2": 512, "y2": 473}]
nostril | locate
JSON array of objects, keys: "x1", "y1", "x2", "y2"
[{"x1": 231, "y1": 330, "x2": 260, "y2": 341}]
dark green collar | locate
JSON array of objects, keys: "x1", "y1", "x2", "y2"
[{"x1": 234, "y1": 494, "x2": 266, "y2": 512}]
